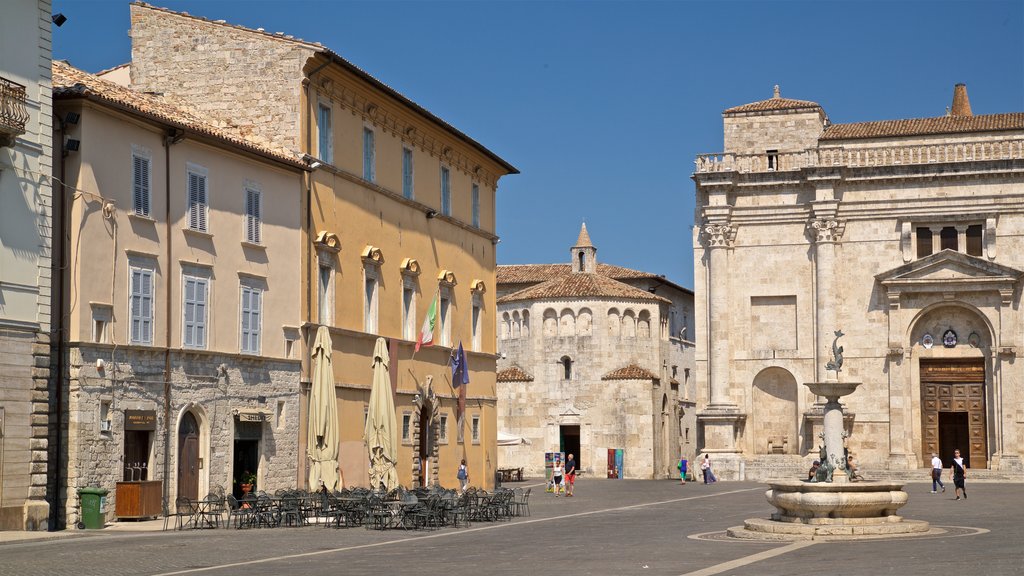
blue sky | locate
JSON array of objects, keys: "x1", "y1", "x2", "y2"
[{"x1": 52, "y1": 1, "x2": 1024, "y2": 289}]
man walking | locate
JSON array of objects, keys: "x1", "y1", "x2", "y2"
[
  {"x1": 565, "y1": 454, "x2": 577, "y2": 497},
  {"x1": 930, "y1": 453, "x2": 945, "y2": 493}
]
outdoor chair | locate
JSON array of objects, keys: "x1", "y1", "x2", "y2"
[
  {"x1": 514, "y1": 488, "x2": 531, "y2": 517},
  {"x1": 226, "y1": 495, "x2": 252, "y2": 529},
  {"x1": 279, "y1": 495, "x2": 305, "y2": 527},
  {"x1": 163, "y1": 496, "x2": 195, "y2": 531}
]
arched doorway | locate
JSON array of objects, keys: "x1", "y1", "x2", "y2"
[
  {"x1": 177, "y1": 412, "x2": 200, "y2": 500},
  {"x1": 750, "y1": 368, "x2": 798, "y2": 454}
]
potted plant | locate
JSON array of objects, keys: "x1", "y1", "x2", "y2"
[{"x1": 237, "y1": 470, "x2": 257, "y2": 495}]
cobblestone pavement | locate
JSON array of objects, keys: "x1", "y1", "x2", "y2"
[{"x1": 2, "y1": 479, "x2": 1020, "y2": 576}]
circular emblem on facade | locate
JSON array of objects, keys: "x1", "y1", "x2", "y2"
[
  {"x1": 943, "y1": 329, "x2": 958, "y2": 348},
  {"x1": 968, "y1": 332, "x2": 981, "y2": 348},
  {"x1": 922, "y1": 334, "x2": 934, "y2": 349}
]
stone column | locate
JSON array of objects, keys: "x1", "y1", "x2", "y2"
[{"x1": 810, "y1": 216, "x2": 842, "y2": 383}]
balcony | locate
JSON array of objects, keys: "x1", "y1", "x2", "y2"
[
  {"x1": 695, "y1": 137, "x2": 1024, "y2": 174},
  {"x1": 0, "y1": 76, "x2": 30, "y2": 148}
]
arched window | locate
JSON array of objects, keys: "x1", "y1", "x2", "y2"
[
  {"x1": 638, "y1": 310, "x2": 651, "y2": 338},
  {"x1": 578, "y1": 251, "x2": 585, "y2": 271},
  {"x1": 561, "y1": 356, "x2": 572, "y2": 380},
  {"x1": 501, "y1": 312, "x2": 511, "y2": 340},
  {"x1": 522, "y1": 310, "x2": 531, "y2": 338},
  {"x1": 512, "y1": 311, "x2": 521, "y2": 338}
]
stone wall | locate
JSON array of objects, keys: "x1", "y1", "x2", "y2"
[
  {"x1": 59, "y1": 343, "x2": 300, "y2": 528},
  {"x1": 723, "y1": 109, "x2": 825, "y2": 155},
  {"x1": 128, "y1": 3, "x2": 312, "y2": 153}
]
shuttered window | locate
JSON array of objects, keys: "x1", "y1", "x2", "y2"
[
  {"x1": 245, "y1": 187, "x2": 261, "y2": 244},
  {"x1": 132, "y1": 153, "x2": 151, "y2": 217},
  {"x1": 240, "y1": 284, "x2": 262, "y2": 354},
  {"x1": 183, "y1": 276, "x2": 208, "y2": 348},
  {"x1": 402, "y1": 147, "x2": 414, "y2": 199},
  {"x1": 440, "y1": 166, "x2": 451, "y2": 216},
  {"x1": 318, "y1": 103, "x2": 333, "y2": 163},
  {"x1": 188, "y1": 170, "x2": 208, "y2": 232},
  {"x1": 471, "y1": 183, "x2": 480, "y2": 228},
  {"x1": 363, "y1": 128, "x2": 375, "y2": 182},
  {"x1": 130, "y1": 267, "x2": 154, "y2": 344}
]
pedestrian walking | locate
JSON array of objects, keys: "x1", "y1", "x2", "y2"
[
  {"x1": 951, "y1": 449, "x2": 967, "y2": 500},
  {"x1": 700, "y1": 454, "x2": 716, "y2": 484},
  {"x1": 457, "y1": 459, "x2": 469, "y2": 493},
  {"x1": 930, "y1": 453, "x2": 945, "y2": 493},
  {"x1": 565, "y1": 454, "x2": 577, "y2": 496},
  {"x1": 552, "y1": 458, "x2": 564, "y2": 497},
  {"x1": 678, "y1": 457, "x2": 688, "y2": 485}
]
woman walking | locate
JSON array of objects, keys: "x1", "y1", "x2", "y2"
[
  {"x1": 457, "y1": 459, "x2": 469, "y2": 493},
  {"x1": 552, "y1": 458, "x2": 564, "y2": 497},
  {"x1": 951, "y1": 449, "x2": 967, "y2": 500}
]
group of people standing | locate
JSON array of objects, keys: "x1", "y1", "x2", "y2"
[
  {"x1": 677, "y1": 454, "x2": 717, "y2": 484},
  {"x1": 550, "y1": 454, "x2": 577, "y2": 496},
  {"x1": 931, "y1": 449, "x2": 968, "y2": 500}
]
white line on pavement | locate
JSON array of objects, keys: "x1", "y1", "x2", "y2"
[
  {"x1": 149, "y1": 487, "x2": 762, "y2": 576},
  {"x1": 677, "y1": 540, "x2": 817, "y2": 576}
]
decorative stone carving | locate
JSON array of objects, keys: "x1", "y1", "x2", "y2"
[
  {"x1": 437, "y1": 269, "x2": 458, "y2": 286},
  {"x1": 809, "y1": 217, "x2": 844, "y2": 243},
  {"x1": 702, "y1": 223, "x2": 734, "y2": 248},
  {"x1": 361, "y1": 245, "x2": 385, "y2": 265}
]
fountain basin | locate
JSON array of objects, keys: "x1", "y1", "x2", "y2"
[{"x1": 766, "y1": 480, "x2": 908, "y2": 522}]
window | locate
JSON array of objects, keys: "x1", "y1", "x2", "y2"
[
  {"x1": 129, "y1": 267, "x2": 154, "y2": 345},
  {"x1": 187, "y1": 166, "x2": 208, "y2": 232},
  {"x1": 766, "y1": 149, "x2": 779, "y2": 171},
  {"x1": 364, "y1": 267, "x2": 378, "y2": 334},
  {"x1": 318, "y1": 103, "x2": 333, "y2": 163},
  {"x1": 240, "y1": 284, "x2": 262, "y2": 354},
  {"x1": 439, "y1": 286, "x2": 451, "y2": 346},
  {"x1": 916, "y1": 227, "x2": 933, "y2": 258},
  {"x1": 285, "y1": 338, "x2": 295, "y2": 359},
  {"x1": 402, "y1": 147, "x2": 414, "y2": 199},
  {"x1": 440, "y1": 165, "x2": 451, "y2": 216},
  {"x1": 182, "y1": 274, "x2": 209, "y2": 349},
  {"x1": 940, "y1": 227, "x2": 957, "y2": 251},
  {"x1": 471, "y1": 183, "x2": 480, "y2": 227},
  {"x1": 402, "y1": 413, "x2": 412, "y2": 442},
  {"x1": 561, "y1": 356, "x2": 572, "y2": 380},
  {"x1": 471, "y1": 293, "x2": 482, "y2": 352},
  {"x1": 917, "y1": 224, "x2": 985, "y2": 259},
  {"x1": 318, "y1": 263, "x2": 332, "y2": 325},
  {"x1": 402, "y1": 280, "x2": 416, "y2": 340},
  {"x1": 966, "y1": 224, "x2": 983, "y2": 256},
  {"x1": 132, "y1": 148, "x2": 151, "y2": 217},
  {"x1": 99, "y1": 401, "x2": 112, "y2": 434},
  {"x1": 91, "y1": 305, "x2": 112, "y2": 344},
  {"x1": 245, "y1": 186, "x2": 261, "y2": 244},
  {"x1": 362, "y1": 127, "x2": 375, "y2": 182},
  {"x1": 471, "y1": 414, "x2": 480, "y2": 443},
  {"x1": 439, "y1": 414, "x2": 448, "y2": 443}
]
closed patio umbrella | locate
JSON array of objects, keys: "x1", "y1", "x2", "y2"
[
  {"x1": 307, "y1": 326, "x2": 340, "y2": 492},
  {"x1": 365, "y1": 337, "x2": 399, "y2": 492}
]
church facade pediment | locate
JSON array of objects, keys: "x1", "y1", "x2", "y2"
[{"x1": 876, "y1": 250, "x2": 1023, "y2": 295}]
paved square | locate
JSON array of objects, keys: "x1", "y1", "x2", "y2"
[{"x1": 1, "y1": 479, "x2": 1019, "y2": 576}]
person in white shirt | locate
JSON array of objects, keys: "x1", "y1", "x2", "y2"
[
  {"x1": 551, "y1": 460, "x2": 564, "y2": 496},
  {"x1": 930, "y1": 453, "x2": 945, "y2": 493}
]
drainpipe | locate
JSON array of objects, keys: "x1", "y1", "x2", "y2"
[
  {"x1": 51, "y1": 111, "x2": 68, "y2": 530},
  {"x1": 162, "y1": 128, "x2": 183, "y2": 514}
]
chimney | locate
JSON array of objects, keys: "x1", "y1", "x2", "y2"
[{"x1": 951, "y1": 83, "x2": 972, "y2": 117}]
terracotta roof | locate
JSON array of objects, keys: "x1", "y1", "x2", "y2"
[
  {"x1": 51, "y1": 61, "x2": 305, "y2": 168},
  {"x1": 496, "y1": 366, "x2": 534, "y2": 382},
  {"x1": 602, "y1": 365, "x2": 659, "y2": 381},
  {"x1": 821, "y1": 113, "x2": 1024, "y2": 141},
  {"x1": 497, "y1": 273, "x2": 669, "y2": 304},
  {"x1": 724, "y1": 97, "x2": 822, "y2": 115},
  {"x1": 574, "y1": 223, "x2": 594, "y2": 247},
  {"x1": 498, "y1": 263, "x2": 660, "y2": 285},
  {"x1": 130, "y1": 3, "x2": 517, "y2": 175}
]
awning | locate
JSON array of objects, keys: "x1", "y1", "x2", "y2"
[{"x1": 497, "y1": 430, "x2": 530, "y2": 446}]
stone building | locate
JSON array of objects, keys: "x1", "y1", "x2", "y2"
[
  {"x1": 125, "y1": 3, "x2": 517, "y2": 490},
  {"x1": 496, "y1": 225, "x2": 696, "y2": 479},
  {"x1": 51, "y1": 62, "x2": 306, "y2": 528},
  {"x1": 692, "y1": 84, "x2": 1024, "y2": 480},
  {"x1": 0, "y1": 0, "x2": 53, "y2": 531}
]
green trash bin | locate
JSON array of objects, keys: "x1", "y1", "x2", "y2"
[{"x1": 78, "y1": 487, "x2": 109, "y2": 529}]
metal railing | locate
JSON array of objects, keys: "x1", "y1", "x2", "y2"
[
  {"x1": 0, "y1": 76, "x2": 30, "y2": 146},
  {"x1": 695, "y1": 138, "x2": 1024, "y2": 174}
]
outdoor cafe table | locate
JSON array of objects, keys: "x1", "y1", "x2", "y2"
[{"x1": 187, "y1": 498, "x2": 222, "y2": 529}]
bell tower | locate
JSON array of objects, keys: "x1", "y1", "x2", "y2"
[{"x1": 571, "y1": 223, "x2": 597, "y2": 273}]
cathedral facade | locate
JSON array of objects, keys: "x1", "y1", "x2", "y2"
[{"x1": 692, "y1": 84, "x2": 1024, "y2": 479}]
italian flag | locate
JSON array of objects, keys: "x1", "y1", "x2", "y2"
[{"x1": 415, "y1": 292, "x2": 438, "y2": 352}]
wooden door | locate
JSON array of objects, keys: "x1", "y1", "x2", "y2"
[
  {"x1": 177, "y1": 412, "x2": 199, "y2": 500},
  {"x1": 920, "y1": 360, "x2": 987, "y2": 469}
]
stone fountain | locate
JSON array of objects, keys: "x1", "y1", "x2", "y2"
[{"x1": 728, "y1": 331, "x2": 930, "y2": 540}]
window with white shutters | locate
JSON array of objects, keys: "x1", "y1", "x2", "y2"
[
  {"x1": 318, "y1": 103, "x2": 333, "y2": 164},
  {"x1": 402, "y1": 147, "x2": 414, "y2": 199},
  {"x1": 130, "y1": 267, "x2": 154, "y2": 344},
  {"x1": 363, "y1": 128, "x2": 375, "y2": 182},
  {"x1": 183, "y1": 275, "x2": 208, "y2": 348},
  {"x1": 188, "y1": 169, "x2": 208, "y2": 232},
  {"x1": 439, "y1": 286, "x2": 451, "y2": 347},
  {"x1": 240, "y1": 284, "x2": 262, "y2": 354},
  {"x1": 440, "y1": 166, "x2": 451, "y2": 216},
  {"x1": 245, "y1": 187, "x2": 261, "y2": 244},
  {"x1": 132, "y1": 152, "x2": 151, "y2": 217}
]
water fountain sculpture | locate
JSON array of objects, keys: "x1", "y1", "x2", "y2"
[{"x1": 728, "y1": 331, "x2": 930, "y2": 540}]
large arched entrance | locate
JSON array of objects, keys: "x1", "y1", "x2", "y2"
[
  {"x1": 750, "y1": 367, "x2": 798, "y2": 454},
  {"x1": 177, "y1": 412, "x2": 200, "y2": 500}
]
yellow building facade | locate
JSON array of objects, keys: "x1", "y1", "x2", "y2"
[{"x1": 128, "y1": 3, "x2": 517, "y2": 490}]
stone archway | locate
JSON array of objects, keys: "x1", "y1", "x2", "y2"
[{"x1": 750, "y1": 368, "x2": 798, "y2": 454}]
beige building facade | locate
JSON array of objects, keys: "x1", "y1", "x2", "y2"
[
  {"x1": 0, "y1": 0, "x2": 54, "y2": 531},
  {"x1": 126, "y1": 3, "x2": 516, "y2": 491},
  {"x1": 692, "y1": 84, "x2": 1024, "y2": 480},
  {"x1": 51, "y1": 62, "x2": 306, "y2": 528},
  {"x1": 496, "y1": 225, "x2": 696, "y2": 479}
]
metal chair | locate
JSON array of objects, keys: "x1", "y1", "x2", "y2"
[{"x1": 162, "y1": 496, "x2": 194, "y2": 531}]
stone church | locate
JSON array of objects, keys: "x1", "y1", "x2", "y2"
[
  {"x1": 496, "y1": 225, "x2": 696, "y2": 479},
  {"x1": 692, "y1": 84, "x2": 1024, "y2": 480}
]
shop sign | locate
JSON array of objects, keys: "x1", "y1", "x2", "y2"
[{"x1": 124, "y1": 410, "x2": 157, "y2": 430}]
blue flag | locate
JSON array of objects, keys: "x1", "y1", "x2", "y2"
[{"x1": 451, "y1": 342, "x2": 469, "y2": 388}]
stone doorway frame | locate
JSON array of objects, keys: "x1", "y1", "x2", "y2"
[{"x1": 919, "y1": 358, "x2": 987, "y2": 469}]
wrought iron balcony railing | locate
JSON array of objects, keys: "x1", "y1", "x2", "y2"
[{"x1": 0, "y1": 76, "x2": 30, "y2": 147}]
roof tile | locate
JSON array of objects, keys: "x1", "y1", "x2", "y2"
[
  {"x1": 821, "y1": 113, "x2": 1024, "y2": 140},
  {"x1": 496, "y1": 273, "x2": 669, "y2": 304},
  {"x1": 602, "y1": 364, "x2": 659, "y2": 381},
  {"x1": 496, "y1": 366, "x2": 534, "y2": 382},
  {"x1": 724, "y1": 97, "x2": 822, "y2": 115}
]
